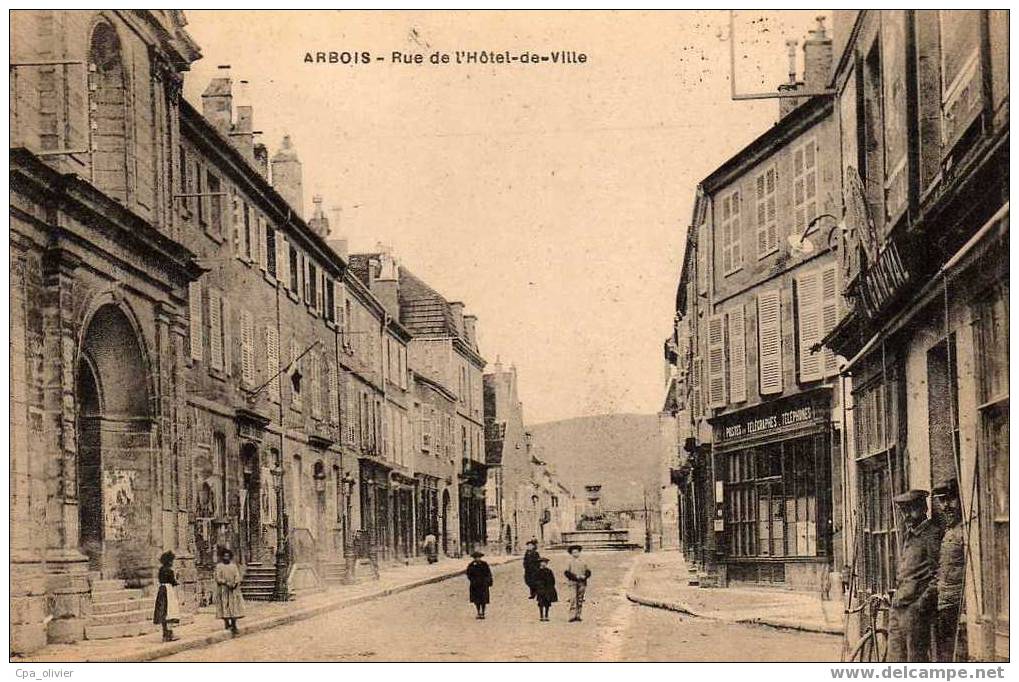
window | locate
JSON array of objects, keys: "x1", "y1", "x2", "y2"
[
  {"x1": 881, "y1": 11, "x2": 908, "y2": 223},
  {"x1": 854, "y1": 373, "x2": 906, "y2": 594},
  {"x1": 860, "y1": 40, "x2": 886, "y2": 238},
  {"x1": 195, "y1": 161, "x2": 205, "y2": 225},
  {"x1": 706, "y1": 314, "x2": 726, "y2": 408},
  {"x1": 266, "y1": 325, "x2": 280, "y2": 403},
  {"x1": 727, "y1": 305, "x2": 747, "y2": 403},
  {"x1": 795, "y1": 269, "x2": 824, "y2": 383},
  {"x1": 179, "y1": 146, "x2": 190, "y2": 216},
  {"x1": 939, "y1": 11, "x2": 983, "y2": 152},
  {"x1": 308, "y1": 262, "x2": 318, "y2": 310},
  {"x1": 289, "y1": 245, "x2": 299, "y2": 292},
  {"x1": 207, "y1": 173, "x2": 223, "y2": 236},
  {"x1": 975, "y1": 286, "x2": 1009, "y2": 654},
  {"x1": 325, "y1": 279, "x2": 335, "y2": 322},
  {"x1": 240, "y1": 309, "x2": 255, "y2": 387},
  {"x1": 926, "y1": 335, "x2": 959, "y2": 486},
  {"x1": 266, "y1": 225, "x2": 277, "y2": 277},
  {"x1": 719, "y1": 190, "x2": 742, "y2": 275},
  {"x1": 209, "y1": 288, "x2": 224, "y2": 371},
  {"x1": 792, "y1": 139, "x2": 819, "y2": 235},
  {"x1": 696, "y1": 223, "x2": 709, "y2": 294},
  {"x1": 188, "y1": 281, "x2": 203, "y2": 362},
  {"x1": 290, "y1": 340, "x2": 302, "y2": 409},
  {"x1": 757, "y1": 289, "x2": 783, "y2": 395},
  {"x1": 242, "y1": 203, "x2": 252, "y2": 261},
  {"x1": 755, "y1": 166, "x2": 778, "y2": 257}
]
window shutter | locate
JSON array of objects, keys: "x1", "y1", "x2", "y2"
[
  {"x1": 727, "y1": 305, "x2": 747, "y2": 403},
  {"x1": 757, "y1": 289, "x2": 783, "y2": 395},
  {"x1": 266, "y1": 325, "x2": 280, "y2": 403},
  {"x1": 290, "y1": 340, "x2": 302, "y2": 408},
  {"x1": 189, "y1": 281, "x2": 203, "y2": 361},
  {"x1": 209, "y1": 289, "x2": 223, "y2": 370},
  {"x1": 240, "y1": 309, "x2": 254, "y2": 386},
  {"x1": 696, "y1": 224, "x2": 708, "y2": 295},
  {"x1": 796, "y1": 270, "x2": 823, "y2": 383},
  {"x1": 222, "y1": 297, "x2": 233, "y2": 377},
  {"x1": 310, "y1": 355, "x2": 321, "y2": 418},
  {"x1": 257, "y1": 216, "x2": 267, "y2": 271},
  {"x1": 691, "y1": 355, "x2": 703, "y2": 417},
  {"x1": 231, "y1": 192, "x2": 241, "y2": 256},
  {"x1": 277, "y1": 236, "x2": 289, "y2": 289},
  {"x1": 731, "y1": 191, "x2": 741, "y2": 269},
  {"x1": 328, "y1": 360, "x2": 339, "y2": 425},
  {"x1": 821, "y1": 264, "x2": 839, "y2": 375},
  {"x1": 707, "y1": 314, "x2": 727, "y2": 408}
]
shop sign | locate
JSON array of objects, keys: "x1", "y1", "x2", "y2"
[{"x1": 713, "y1": 393, "x2": 827, "y2": 445}]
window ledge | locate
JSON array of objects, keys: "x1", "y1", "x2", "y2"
[
  {"x1": 286, "y1": 290, "x2": 300, "y2": 303},
  {"x1": 205, "y1": 227, "x2": 225, "y2": 245},
  {"x1": 724, "y1": 266, "x2": 743, "y2": 278},
  {"x1": 263, "y1": 271, "x2": 277, "y2": 286},
  {"x1": 757, "y1": 247, "x2": 779, "y2": 261}
]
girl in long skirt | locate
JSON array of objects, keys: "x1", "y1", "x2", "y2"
[
  {"x1": 533, "y1": 557, "x2": 558, "y2": 622},
  {"x1": 466, "y1": 551, "x2": 493, "y2": 619},
  {"x1": 214, "y1": 548, "x2": 245, "y2": 635},
  {"x1": 152, "y1": 551, "x2": 181, "y2": 641}
]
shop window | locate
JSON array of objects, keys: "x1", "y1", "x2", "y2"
[
  {"x1": 853, "y1": 373, "x2": 906, "y2": 594},
  {"x1": 975, "y1": 285, "x2": 1009, "y2": 656}
]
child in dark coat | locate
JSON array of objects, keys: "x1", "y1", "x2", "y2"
[
  {"x1": 152, "y1": 550, "x2": 181, "y2": 641},
  {"x1": 533, "y1": 556, "x2": 558, "y2": 621},
  {"x1": 466, "y1": 550, "x2": 493, "y2": 619}
]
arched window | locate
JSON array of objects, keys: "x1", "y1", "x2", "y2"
[{"x1": 88, "y1": 22, "x2": 128, "y2": 202}]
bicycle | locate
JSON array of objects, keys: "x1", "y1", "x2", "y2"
[{"x1": 845, "y1": 592, "x2": 891, "y2": 662}]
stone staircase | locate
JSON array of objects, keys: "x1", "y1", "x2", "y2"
[
  {"x1": 239, "y1": 562, "x2": 278, "y2": 601},
  {"x1": 86, "y1": 578, "x2": 154, "y2": 640}
]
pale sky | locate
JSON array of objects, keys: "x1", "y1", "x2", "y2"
[{"x1": 182, "y1": 10, "x2": 830, "y2": 424}]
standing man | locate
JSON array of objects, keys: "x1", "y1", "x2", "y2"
[
  {"x1": 888, "y1": 490, "x2": 943, "y2": 662},
  {"x1": 523, "y1": 538, "x2": 541, "y2": 599},
  {"x1": 933, "y1": 480, "x2": 966, "y2": 662},
  {"x1": 564, "y1": 544, "x2": 592, "y2": 623}
]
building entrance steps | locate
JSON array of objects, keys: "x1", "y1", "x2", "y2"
[{"x1": 625, "y1": 550, "x2": 845, "y2": 635}]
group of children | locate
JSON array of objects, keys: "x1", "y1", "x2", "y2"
[
  {"x1": 152, "y1": 547, "x2": 246, "y2": 642},
  {"x1": 466, "y1": 539, "x2": 591, "y2": 623}
]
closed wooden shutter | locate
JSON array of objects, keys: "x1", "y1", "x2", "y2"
[
  {"x1": 707, "y1": 314, "x2": 727, "y2": 408},
  {"x1": 231, "y1": 192, "x2": 241, "y2": 256},
  {"x1": 727, "y1": 305, "x2": 747, "y2": 403},
  {"x1": 277, "y1": 235, "x2": 289, "y2": 289},
  {"x1": 821, "y1": 265, "x2": 839, "y2": 375},
  {"x1": 692, "y1": 356, "x2": 703, "y2": 417},
  {"x1": 290, "y1": 340, "x2": 302, "y2": 408},
  {"x1": 796, "y1": 269, "x2": 823, "y2": 383},
  {"x1": 793, "y1": 141, "x2": 818, "y2": 234},
  {"x1": 310, "y1": 354, "x2": 321, "y2": 418},
  {"x1": 696, "y1": 224, "x2": 708, "y2": 295},
  {"x1": 756, "y1": 167, "x2": 778, "y2": 256},
  {"x1": 757, "y1": 289, "x2": 783, "y2": 394},
  {"x1": 208, "y1": 289, "x2": 223, "y2": 370},
  {"x1": 257, "y1": 215, "x2": 267, "y2": 271},
  {"x1": 240, "y1": 309, "x2": 254, "y2": 386},
  {"x1": 222, "y1": 297, "x2": 233, "y2": 377},
  {"x1": 328, "y1": 360, "x2": 339, "y2": 425},
  {"x1": 189, "y1": 281, "x2": 203, "y2": 361},
  {"x1": 266, "y1": 325, "x2": 280, "y2": 403}
]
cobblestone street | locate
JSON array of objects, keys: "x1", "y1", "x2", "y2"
[{"x1": 161, "y1": 552, "x2": 841, "y2": 662}]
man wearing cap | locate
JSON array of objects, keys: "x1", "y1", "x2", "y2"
[
  {"x1": 888, "y1": 489, "x2": 943, "y2": 662},
  {"x1": 932, "y1": 479, "x2": 966, "y2": 662}
]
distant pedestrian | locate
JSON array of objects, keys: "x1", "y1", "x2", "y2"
[
  {"x1": 152, "y1": 550, "x2": 180, "y2": 642},
  {"x1": 564, "y1": 544, "x2": 592, "y2": 622},
  {"x1": 215, "y1": 548, "x2": 245, "y2": 635},
  {"x1": 534, "y1": 556, "x2": 558, "y2": 621},
  {"x1": 466, "y1": 550, "x2": 493, "y2": 619},
  {"x1": 422, "y1": 533, "x2": 438, "y2": 564},
  {"x1": 523, "y1": 538, "x2": 541, "y2": 599}
]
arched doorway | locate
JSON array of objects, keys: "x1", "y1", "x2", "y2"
[
  {"x1": 75, "y1": 303, "x2": 151, "y2": 578},
  {"x1": 240, "y1": 443, "x2": 261, "y2": 564},
  {"x1": 441, "y1": 489, "x2": 451, "y2": 556},
  {"x1": 88, "y1": 22, "x2": 128, "y2": 202}
]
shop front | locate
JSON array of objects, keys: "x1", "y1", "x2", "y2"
[
  {"x1": 359, "y1": 458, "x2": 392, "y2": 560},
  {"x1": 710, "y1": 389, "x2": 834, "y2": 590}
]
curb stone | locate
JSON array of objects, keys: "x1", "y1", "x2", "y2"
[{"x1": 21, "y1": 556, "x2": 521, "y2": 663}]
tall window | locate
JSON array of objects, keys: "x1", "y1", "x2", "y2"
[
  {"x1": 207, "y1": 173, "x2": 223, "y2": 236},
  {"x1": 720, "y1": 189, "x2": 742, "y2": 275},
  {"x1": 755, "y1": 166, "x2": 778, "y2": 257},
  {"x1": 289, "y1": 245, "x2": 299, "y2": 292},
  {"x1": 266, "y1": 225, "x2": 277, "y2": 277},
  {"x1": 976, "y1": 285, "x2": 1009, "y2": 654},
  {"x1": 854, "y1": 373, "x2": 906, "y2": 594},
  {"x1": 242, "y1": 203, "x2": 252, "y2": 260},
  {"x1": 88, "y1": 23, "x2": 128, "y2": 202},
  {"x1": 792, "y1": 139, "x2": 819, "y2": 234},
  {"x1": 195, "y1": 160, "x2": 205, "y2": 225}
]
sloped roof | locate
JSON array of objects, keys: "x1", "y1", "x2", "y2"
[{"x1": 397, "y1": 267, "x2": 458, "y2": 338}]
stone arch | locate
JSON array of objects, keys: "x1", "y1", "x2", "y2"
[
  {"x1": 75, "y1": 301, "x2": 154, "y2": 578},
  {"x1": 87, "y1": 19, "x2": 129, "y2": 202}
]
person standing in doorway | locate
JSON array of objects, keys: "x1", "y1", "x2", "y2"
[
  {"x1": 152, "y1": 551, "x2": 180, "y2": 642},
  {"x1": 215, "y1": 548, "x2": 246, "y2": 635},
  {"x1": 887, "y1": 490, "x2": 942, "y2": 662},
  {"x1": 534, "y1": 556, "x2": 558, "y2": 621},
  {"x1": 933, "y1": 480, "x2": 966, "y2": 662},
  {"x1": 564, "y1": 544, "x2": 591, "y2": 623},
  {"x1": 466, "y1": 550, "x2": 493, "y2": 619},
  {"x1": 523, "y1": 538, "x2": 541, "y2": 599},
  {"x1": 422, "y1": 532, "x2": 438, "y2": 564}
]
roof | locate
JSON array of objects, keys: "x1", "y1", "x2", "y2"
[{"x1": 397, "y1": 267, "x2": 458, "y2": 339}]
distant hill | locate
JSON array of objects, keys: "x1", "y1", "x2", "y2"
[{"x1": 527, "y1": 413, "x2": 669, "y2": 511}]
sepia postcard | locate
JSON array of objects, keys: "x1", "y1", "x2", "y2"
[{"x1": 8, "y1": 9, "x2": 1009, "y2": 669}]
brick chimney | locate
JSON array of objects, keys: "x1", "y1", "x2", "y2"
[
  {"x1": 308, "y1": 195, "x2": 330, "y2": 238},
  {"x1": 802, "y1": 16, "x2": 833, "y2": 92},
  {"x1": 449, "y1": 302, "x2": 465, "y2": 336},
  {"x1": 372, "y1": 246, "x2": 400, "y2": 319},
  {"x1": 230, "y1": 80, "x2": 255, "y2": 163},
  {"x1": 201, "y1": 65, "x2": 232, "y2": 134},
  {"x1": 778, "y1": 40, "x2": 803, "y2": 119},
  {"x1": 271, "y1": 134, "x2": 303, "y2": 219},
  {"x1": 463, "y1": 314, "x2": 478, "y2": 349},
  {"x1": 253, "y1": 143, "x2": 269, "y2": 178}
]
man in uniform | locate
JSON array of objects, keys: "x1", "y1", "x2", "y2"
[
  {"x1": 888, "y1": 489, "x2": 942, "y2": 662},
  {"x1": 932, "y1": 480, "x2": 966, "y2": 662}
]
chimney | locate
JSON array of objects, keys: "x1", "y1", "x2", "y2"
[
  {"x1": 308, "y1": 195, "x2": 330, "y2": 238},
  {"x1": 201, "y1": 65, "x2": 233, "y2": 134},
  {"x1": 372, "y1": 249, "x2": 400, "y2": 318},
  {"x1": 271, "y1": 134, "x2": 303, "y2": 219},
  {"x1": 253, "y1": 143, "x2": 269, "y2": 178},
  {"x1": 449, "y1": 301, "x2": 465, "y2": 336},
  {"x1": 803, "y1": 16, "x2": 833, "y2": 92},
  {"x1": 778, "y1": 39, "x2": 804, "y2": 119},
  {"x1": 463, "y1": 314, "x2": 477, "y2": 349}
]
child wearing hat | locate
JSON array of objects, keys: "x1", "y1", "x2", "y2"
[
  {"x1": 564, "y1": 545, "x2": 592, "y2": 622},
  {"x1": 214, "y1": 548, "x2": 245, "y2": 635},
  {"x1": 533, "y1": 556, "x2": 558, "y2": 622},
  {"x1": 152, "y1": 550, "x2": 181, "y2": 642},
  {"x1": 523, "y1": 538, "x2": 541, "y2": 599},
  {"x1": 466, "y1": 550, "x2": 493, "y2": 619}
]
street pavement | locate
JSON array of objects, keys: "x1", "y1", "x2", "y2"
[{"x1": 160, "y1": 551, "x2": 841, "y2": 662}]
